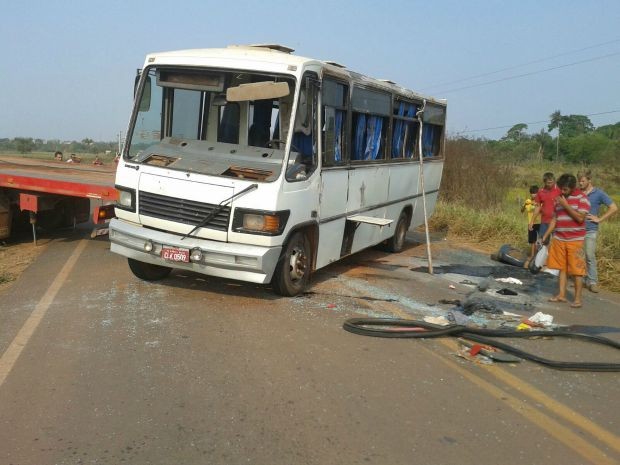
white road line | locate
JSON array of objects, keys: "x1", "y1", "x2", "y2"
[{"x1": 0, "y1": 240, "x2": 87, "y2": 388}]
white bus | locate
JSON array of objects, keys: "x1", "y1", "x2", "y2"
[{"x1": 109, "y1": 44, "x2": 446, "y2": 296}]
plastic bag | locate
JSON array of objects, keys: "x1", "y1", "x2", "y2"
[
  {"x1": 529, "y1": 244, "x2": 548, "y2": 274},
  {"x1": 534, "y1": 244, "x2": 548, "y2": 268}
]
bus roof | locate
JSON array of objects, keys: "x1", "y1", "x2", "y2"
[{"x1": 144, "y1": 45, "x2": 446, "y2": 106}]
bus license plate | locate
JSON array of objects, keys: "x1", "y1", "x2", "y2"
[{"x1": 161, "y1": 247, "x2": 190, "y2": 263}]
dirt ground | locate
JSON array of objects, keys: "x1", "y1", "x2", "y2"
[{"x1": 0, "y1": 239, "x2": 46, "y2": 294}]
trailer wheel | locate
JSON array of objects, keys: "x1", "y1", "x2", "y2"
[
  {"x1": 386, "y1": 211, "x2": 409, "y2": 253},
  {"x1": 271, "y1": 231, "x2": 311, "y2": 296},
  {"x1": 128, "y1": 258, "x2": 172, "y2": 281}
]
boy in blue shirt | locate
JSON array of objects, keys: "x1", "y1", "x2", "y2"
[{"x1": 577, "y1": 170, "x2": 618, "y2": 293}]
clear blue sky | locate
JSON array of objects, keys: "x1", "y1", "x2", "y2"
[{"x1": 2, "y1": 0, "x2": 619, "y2": 142}]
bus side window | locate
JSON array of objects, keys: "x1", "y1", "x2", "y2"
[
  {"x1": 422, "y1": 124, "x2": 443, "y2": 158},
  {"x1": 391, "y1": 100, "x2": 418, "y2": 159},
  {"x1": 321, "y1": 79, "x2": 348, "y2": 166},
  {"x1": 421, "y1": 104, "x2": 446, "y2": 158},
  {"x1": 351, "y1": 87, "x2": 390, "y2": 161}
]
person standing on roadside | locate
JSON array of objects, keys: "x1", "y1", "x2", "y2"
[
  {"x1": 521, "y1": 185, "x2": 540, "y2": 267},
  {"x1": 577, "y1": 169, "x2": 618, "y2": 293},
  {"x1": 529, "y1": 172, "x2": 561, "y2": 241},
  {"x1": 541, "y1": 174, "x2": 590, "y2": 308}
]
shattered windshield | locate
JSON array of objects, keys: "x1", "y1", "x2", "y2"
[{"x1": 126, "y1": 67, "x2": 298, "y2": 182}]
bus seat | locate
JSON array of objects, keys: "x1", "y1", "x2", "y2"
[
  {"x1": 293, "y1": 131, "x2": 312, "y2": 160},
  {"x1": 249, "y1": 123, "x2": 270, "y2": 147},
  {"x1": 218, "y1": 103, "x2": 240, "y2": 144}
]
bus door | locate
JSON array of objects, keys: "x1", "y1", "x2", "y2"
[{"x1": 315, "y1": 78, "x2": 350, "y2": 268}]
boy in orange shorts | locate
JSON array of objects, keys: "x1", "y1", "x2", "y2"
[{"x1": 541, "y1": 174, "x2": 590, "y2": 308}]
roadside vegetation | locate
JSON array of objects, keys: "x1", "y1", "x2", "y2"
[
  {"x1": 0, "y1": 137, "x2": 118, "y2": 158},
  {"x1": 432, "y1": 114, "x2": 620, "y2": 291}
]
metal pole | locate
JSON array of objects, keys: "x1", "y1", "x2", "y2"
[
  {"x1": 29, "y1": 212, "x2": 37, "y2": 246},
  {"x1": 416, "y1": 100, "x2": 433, "y2": 274}
]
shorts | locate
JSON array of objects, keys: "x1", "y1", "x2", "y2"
[
  {"x1": 547, "y1": 239, "x2": 586, "y2": 276},
  {"x1": 528, "y1": 223, "x2": 540, "y2": 244}
]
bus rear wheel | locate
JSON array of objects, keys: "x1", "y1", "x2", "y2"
[
  {"x1": 271, "y1": 232, "x2": 311, "y2": 296},
  {"x1": 128, "y1": 258, "x2": 172, "y2": 281},
  {"x1": 386, "y1": 211, "x2": 409, "y2": 253}
]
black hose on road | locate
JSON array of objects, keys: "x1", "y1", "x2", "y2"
[{"x1": 343, "y1": 318, "x2": 620, "y2": 372}]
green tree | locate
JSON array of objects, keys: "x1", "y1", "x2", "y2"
[
  {"x1": 548, "y1": 110, "x2": 562, "y2": 161},
  {"x1": 15, "y1": 137, "x2": 34, "y2": 154},
  {"x1": 595, "y1": 122, "x2": 620, "y2": 140},
  {"x1": 532, "y1": 129, "x2": 552, "y2": 161},
  {"x1": 565, "y1": 133, "x2": 610, "y2": 164},
  {"x1": 558, "y1": 114, "x2": 594, "y2": 138},
  {"x1": 503, "y1": 123, "x2": 528, "y2": 142}
]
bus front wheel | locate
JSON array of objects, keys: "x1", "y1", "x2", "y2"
[
  {"x1": 128, "y1": 258, "x2": 172, "y2": 281},
  {"x1": 386, "y1": 211, "x2": 409, "y2": 253},
  {"x1": 272, "y1": 232, "x2": 311, "y2": 296}
]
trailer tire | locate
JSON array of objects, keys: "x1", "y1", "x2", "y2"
[
  {"x1": 386, "y1": 211, "x2": 409, "y2": 253},
  {"x1": 128, "y1": 258, "x2": 172, "y2": 281},
  {"x1": 271, "y1": 231, "x2": 311, "y2": 297}
]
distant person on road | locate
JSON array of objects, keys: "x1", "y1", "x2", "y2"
[
  {"x1": 541, "y1": 174, "x2": 590, "y2": 308},
  {"x1": 66, "y1": 154, "x2": 81, "y2": 163},
  {"x1": 529, "y1": 172, "x2": 561, "y2": 241},
  {"x1": 54, "y1": 151, "x2": 63, "y2": 161},
  {"x1": 92, "y1": 155, "x2": 103, "y2": 165},
  {"x1": 521, "y1": 185, "x2": 540, "y2": 267},
  {"x1": 577, "y1": 169, "x2": 618, "y2": 293}
]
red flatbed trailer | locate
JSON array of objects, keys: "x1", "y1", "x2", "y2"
[{"x1": 0, "y1": 155, "x2": 118, "y2": 241}]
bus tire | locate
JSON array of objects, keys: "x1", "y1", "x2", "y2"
[
  {"x1": 271, "y1": 231, "x2": 311, "y2": 296},
  {"x1": 128, "y1": 258, "x2": 172, "y2": 281},
  {"x1": 386, "y1": 211, "x2": 408, "y2": 253}
]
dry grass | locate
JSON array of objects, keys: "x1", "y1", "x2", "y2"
[
  {"x1": 430, "y1": 200, "x2": 525, "y2": 248},
  {"x1": 597, "y1": 222, "x2": 620, "y2": 292},
  {"x1": 440, "y1": 138, "x2": 514, "y2": 209}
]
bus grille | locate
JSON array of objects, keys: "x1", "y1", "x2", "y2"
[{"x1": 139, "y1": 191, "x2": 231, "y2": 232}]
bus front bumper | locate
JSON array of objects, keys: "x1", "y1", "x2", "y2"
[{"x1": 109, "y1": 218, "x2": 281, "y2": 284}]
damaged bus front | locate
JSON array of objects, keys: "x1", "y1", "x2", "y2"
[{"x1": 109, "y1": 47, "x2": 320, "y2": 295}]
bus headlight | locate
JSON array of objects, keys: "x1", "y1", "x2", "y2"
[
  {"x1": 232, "y1": 209, "x2": 290, "y2": 235},
  {"x1": 116, "y1": 186, "x2": 136, "y2": 212}
]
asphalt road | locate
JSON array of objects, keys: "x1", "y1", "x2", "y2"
[{"x1": 1, "y1": 229, "x2": 619, "y2": 465}]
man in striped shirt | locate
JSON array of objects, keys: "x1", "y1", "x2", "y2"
[{"x1": 541, "y1": 174, "x2": 591, "y2": 308}]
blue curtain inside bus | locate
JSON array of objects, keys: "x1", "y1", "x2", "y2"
[
  {"x1": 391, "y1": 102, "x2": 405, "y2": 158},
  {"x1": 334, "y1": 110, "x2": 344, "y2": 162},
  {"x1": 422, "y1": 124, "x2": 437, "y2": 158},
  {"x1": 293, "y1": 131, "x2": 313, "y2": 161},
  {"x1": 391, "y1": 102, "x2": 417, "y2": 158},
  {"x1": 365, "y1": 116, "x2": 383, "y2": 160},
  {"x1": 405, "y1": 104, "x2": 416, "y2": 158},
  {"x1": 353, "y1": 114, "x2": 384, "y2": 160},
  {"x1": 353, "y1": 114, "x2": 367, "y2": 160}
]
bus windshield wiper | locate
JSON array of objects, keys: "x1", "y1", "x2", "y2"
[{"x1": 181, "y1": 183, "x2": 258, "y2": 240}]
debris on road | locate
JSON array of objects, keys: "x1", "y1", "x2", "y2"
[
  {"x1": 457, "y1": 338, "x2": 521, "y2": 363},
  {"x1": 496, "y1": 277, "x2": 523, "y2": 285}
]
